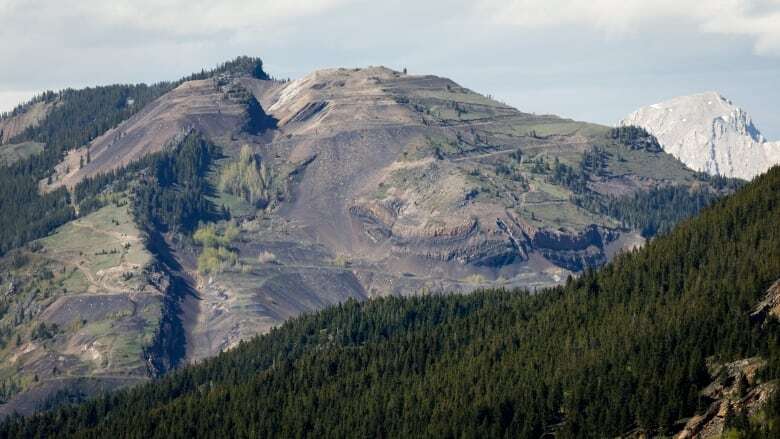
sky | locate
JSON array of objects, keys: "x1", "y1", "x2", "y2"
[{"x1": 1, "y1": 0, "x2": 779, "y2": 138}]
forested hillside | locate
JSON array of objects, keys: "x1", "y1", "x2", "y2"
[
  {"x1": 0, "y1": 57, "x2": 267, "y2": 255},
  {"x1": 3, "y1": 165, "x2": 780, "y2": 437}
]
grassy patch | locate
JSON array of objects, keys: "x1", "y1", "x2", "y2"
[{"x1": 604, "y1": 142, "x2": 694, "y2": 182}]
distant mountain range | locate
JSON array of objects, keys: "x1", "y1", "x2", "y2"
[{"x1": 621, "y1": 91, "x2": 780, "y2": 180}]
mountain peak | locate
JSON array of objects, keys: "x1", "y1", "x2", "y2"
[{"x1": 621, "y1": 92, "x2": 779, "y2": 179}]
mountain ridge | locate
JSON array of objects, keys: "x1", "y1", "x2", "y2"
[
  {"x1": 0, "y1": 57, "x2": 740, "y2": 415},
  {"x1": 621, "y1": 91, "x2": 780, "y2": 180}
]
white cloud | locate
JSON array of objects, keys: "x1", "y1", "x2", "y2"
[
  {"x1": 701, "y1": 2, "x2": 780, "y2": 54},
  {"x1": 0, "y1": 0, "x2": 778, "y2": 133},
  {"x1": 0, "y1": 0, "x2": 354, "y2": 98},
  {"x1": 480, "y1": 0, "x2": 780, "y2": 55},
  {"x1": 0, "y1": 0, "x2": 353, "y2": 40},
  {"x1": 74, "y1": 0, "x2": 352, "y2": 36}
]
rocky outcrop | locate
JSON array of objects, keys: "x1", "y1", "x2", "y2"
[
  {"x1": 350, "y1": 196, "x2": 618, "y2": 271},
  {"x1": 621, "y1": 92, "x2": 780, "y2": 180},
  {"x1": 675, "y1": 357, "x2": 775, "y2": 439},
  {"x1": 751, "y1": 279, "x2": 780, "y2": 324}
]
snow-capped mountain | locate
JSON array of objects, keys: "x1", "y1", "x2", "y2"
[{"x1": 620, "y1": 92, "x2": 780, "y2": 180}]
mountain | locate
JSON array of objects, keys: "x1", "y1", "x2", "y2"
[
  {"x1": 0, "y1": 58, "x2": 738, "y2": 414},
  {"x1": 3, "y1": 162, "x2": 780, "y2": 438},
  {"x1": 621, "y1": 91, "x2": 780, "y2": 180}
]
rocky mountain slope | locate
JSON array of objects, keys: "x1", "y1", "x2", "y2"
[
  {"x1": 4, "y1": 165, "x2": 780, "y2": 438},
  {"x1": 0, "y1": 58, "x2": 736, "y2": 413},
  {"x1": 621, "y1": 92, "x2": 780, "y2": 180},
  {"x1": 68, "y1": 66, "x2": 722, "y2": 363}
]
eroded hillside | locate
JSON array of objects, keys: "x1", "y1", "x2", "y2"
[
  {"x1": 51, "y1": 66, "x2": 725, "y2": 362},
  {"x1": 0, "y1": 59, "x2": 736, "y2": 411}
]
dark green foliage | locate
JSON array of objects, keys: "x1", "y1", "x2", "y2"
[
  {"x1": 580, "y1": 146, "x2": 609, "y2": 176},
  {"x1": 550, "y1": 134, "x2": 742, "y2": 238},
  {"x1": 4, "y1": 167, "x2": 780, "y2": 438},
  {"x1": 73, "y1": 130, "x2": 224, "y2": 235},
  {"x1": 0, "y1": 91, "x2": 56, "y2": 119},
  {"x1": 0, "y1": 167, "x2": 73, "y2": 254},
  {"x1": 741, "y1": 391, "x2": 780, "y2": 438},
  {"x1": 574, "y1": 171, "x2": 741, "y2": 238},
  {"x1": 76, "y1": 131, "x2": 225, "y2": 234},
  {"x1": 131, "y1": 132, "x2": 224, "y2": 234},
  {"x1": 610, "y1": 125, "x2": 662, "y2": 152},
  {"x1": 0, "y1": 84, "x2": 172, "y2": 256},
  {"x1": 0, "y1": 56, "x2": 269, "y2": 255},
  {"x1": 575, "y1": 185, "x2": 721, "y2": 237},
  {"x1": 8, "y1": 83, "x2": 175, "y2": 163},
  {"x1": 31, "y1": 322, "x2": 58, "y2": 341},
  {"x1": 550, "y1": 158, "x2": 587, "y2": 193},
  {"x1": 72, "y1": 153, "x2": 161, "y2": 215},
  {"x1": 181, "y1": 56, "x2": 270, "y2": 82}
]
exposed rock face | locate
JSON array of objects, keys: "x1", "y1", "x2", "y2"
[
  {"x1": 172, "y1": 67, "x2": 708, "y2": 360},
  {"x1": 675, "y1": 357, "x2": 775, "y2": 439},
  {"x1": 621, "y1": 92, "x2": 780, "y2": 180},
  {"x1": 751, "y1": 279, "x2": 780, "y2": 323}
]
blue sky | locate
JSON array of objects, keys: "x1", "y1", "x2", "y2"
[{"x1": 1, "y1": 0, "x2": 779, "y2": 137}]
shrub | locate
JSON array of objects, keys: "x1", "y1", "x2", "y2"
[{"x1": 218, "y1": 145, "x2": 272, "y2": 208}]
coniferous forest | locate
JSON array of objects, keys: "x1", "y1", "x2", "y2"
[
  {"x1": 0, "y1": 57, "x2": 267, "y2": 255},
  {"x1": 2, "y1": 165, "x2": 780, "y2": 437}
]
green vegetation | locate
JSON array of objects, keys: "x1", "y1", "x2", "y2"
[
  {"x1": 193, "y1": 223, "x2": 238, "y2": 248},
  {"x1": 132, "y1": 133, "x2": 225, "y2": 235},
  {"x1": 181, "y1": 56, "x2": 269, "y2": 82},
  {"x1": 0, "y1": 201, "x2": 158, "y2": 400},
  {"x1": 575, "y1": 184, "x2": 722, "y2": 237},
  {"x1": 30, "y1": 322, "x2": 59, "y2": 340},
  {"x1": 0, "y1": 167, "x2": 73, "y2": 254},
  {"x1": 74, "y1": 132, "x2": 225, "y2": 235},
  {"x1": 4, "y1": 165, "x2": 780, "y2": 437},
  {"x1": 0, "y1": 83, "x2": 164, "y2": 255},
  {"x1": 217, "y1": 145, "x2": 273, "y2": 208},
  {"x1": 544, "y1": 130, "x2": 742, "y2": 237},
  {"x1": 7, "y1": 84, "x2": 175, "y2": 159},
  {"x1": 196, "y1": 247, "x2": 239, "y2": 275},
  {"x1": 610, "y1": 125, "x2": 662, "y2": 152},
  {"x1": 0, "y1": 57, "x2": 268, "y2": 256},
  {"x1": 194, "y1": 223, "x2": 239, "y2": 274}
]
